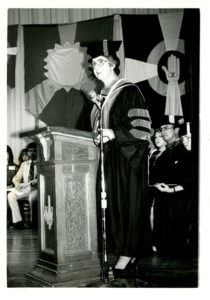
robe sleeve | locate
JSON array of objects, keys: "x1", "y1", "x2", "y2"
[
  {"x1": 111, "y1": 85, "x2": 151, "y2": 170},
  {"x1": 173, "y1": 144, "x2": 192, "y2": 190}
]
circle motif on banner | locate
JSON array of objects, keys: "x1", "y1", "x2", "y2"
[{"x1": 147, "y1": 40, "x2": 186, "y2": 96}]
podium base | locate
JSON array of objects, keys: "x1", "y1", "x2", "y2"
[{"x1": 25, "y1": 257, "x2": 101, "y2": 287}]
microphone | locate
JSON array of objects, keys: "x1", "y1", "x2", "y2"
[{"x1": 89, "y1": 90, "x2": 105, "y2": 109}]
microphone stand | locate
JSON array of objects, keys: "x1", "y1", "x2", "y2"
[
  {"x1": 86, "y1": 97, "x2": 125, "y2": 288},
  {"x1": 98, "y1": 104, "x2": 109, "y2": 284}
]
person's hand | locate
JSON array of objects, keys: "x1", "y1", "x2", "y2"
[
  {"x1": 155, "y1": 183, "x2": 174, "y2": 193},
  {"x1": 31, "y1": 179, "x2": 38, "y2": 186},
  {"x1": 94, "y1": 129, "x2": 115, "y2": 144},
  {"x1": 17, "y1": 181, "x2": 33, "y2": 191},
  {"x1": 162, "y1": 54, "x2": 180, "y2": 82},
  {"x1": 101, "y1": 129, "x2": 115, "y2": 143},
  {"x1": 89, "y1": 90, "x2": 103, "y2": 109},
  {"x1": 16, "y1": 182, "x2": 28, "y2": 191}
]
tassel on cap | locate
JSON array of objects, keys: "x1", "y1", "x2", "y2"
[{"x1": 103, "y1": 39, "x2": 109, "y2": 56}]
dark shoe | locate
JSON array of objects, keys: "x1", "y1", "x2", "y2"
[
  {"x1": 125, "y1": 259, "x2": 139, "y2": 276},
  {"x1": 112, "y1": 267, "x2": 125, "y2": 276},
  {"x1": 7, "y1": 221, "x2": 13, "y2": 229},
  {"x1": 112, "y1": 259, "x2": 138, "y2": 277},
  {"x1": 13, "y1": 221, "x2": 25, "y2": 230}
]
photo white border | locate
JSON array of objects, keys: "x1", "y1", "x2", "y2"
[{"x1": 1, "y1": 1, "x2": 210, "y2": 300}]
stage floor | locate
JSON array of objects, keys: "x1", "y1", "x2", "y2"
[{"x1": 7, "y1": 229, "x2": 198, "y2": 288}]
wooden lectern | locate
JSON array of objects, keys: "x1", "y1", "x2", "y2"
[{"x1": 24, "y1": 127, "x2": 101, "y2": 287}]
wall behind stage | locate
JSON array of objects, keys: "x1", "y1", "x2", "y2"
[{"x1": 8, "y1": 8, "x2": 182, "y2": 25}]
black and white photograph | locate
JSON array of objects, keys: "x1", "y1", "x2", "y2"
[{"x1": 1, "y1": 1, "x2": 210, "y2": 299}]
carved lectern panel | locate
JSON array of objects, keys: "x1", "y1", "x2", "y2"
[
  {"x1": 63, "y1": 173, "x2": 89, "y2": 254},
  {"x1": 62, "y1": 142, "x2": 89, "y2": 161}
]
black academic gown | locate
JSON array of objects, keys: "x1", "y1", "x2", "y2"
[
  {"x1": 152, "y1": 141, "x2": 192, "y2": 257},
  {"x1": 39, "y1": 88, "x2": 93, "y2": 131},
  {"x1": 93, "y1": 79, "x2": 152, "y2": 258}
]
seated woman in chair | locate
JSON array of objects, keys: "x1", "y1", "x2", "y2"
[
  {"x1": 7, "y1": 145, "x2": 19, "y2": 228},
  {"x1": 7, "y1": 145, "x2": 19, "y2": 187}
]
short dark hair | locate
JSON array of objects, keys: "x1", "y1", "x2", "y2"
[
  {"x1": 107, "y1": 55, "x2": 120, "y2": 75},
  {"x1": 26, "y1": 142, "x2": 36, "y2": 152},
  {"x1": 7, "y1": 145, "x2": 14, "y2": 164}
]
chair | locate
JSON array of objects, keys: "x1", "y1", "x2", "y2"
[
  {"x1": 18, "y1": 195, "x2": 38, "y2": 229},
  {"x1": 18, "y1": 197, "x2": 31, "y2": 228}
]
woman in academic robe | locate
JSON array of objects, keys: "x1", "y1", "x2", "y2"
[
  {"x1": 148, "y1": 129, "x2": 167, "y2": 250},
  {"x1": 87, "y1": 40, "x2": 152, "y2": 273}
]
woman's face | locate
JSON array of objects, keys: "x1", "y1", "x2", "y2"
[
  {"x1": 22, "y1": 152, "x2": 27, "y2": 161},
  {"x1": 182, "y1": 135, "x2": 191, "y2": 151},
  {"x1": 92, "y1": 56, "x2": 114, "y2": 83},
  {"x1": 155, "y1": 131, "x2": 167, "y2": 149}
]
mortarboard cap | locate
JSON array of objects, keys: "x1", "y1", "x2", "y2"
[
  {"x1": 85, "y1": 40, "x2": 122, "y2": 59},
  {"x1": 179, "y1": 121, "x2": 191, "y2": 136},
  {"x1": 156, "y1": 115, "x2": 184, "y2": 129}
]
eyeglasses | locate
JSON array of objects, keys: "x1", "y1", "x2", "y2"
[
  {"x1": 160, "y1": 125, "x2": 174, "y2": 132},
  {"x1": 91, "y1": 58, "x2": 108, "y2": 69}
]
